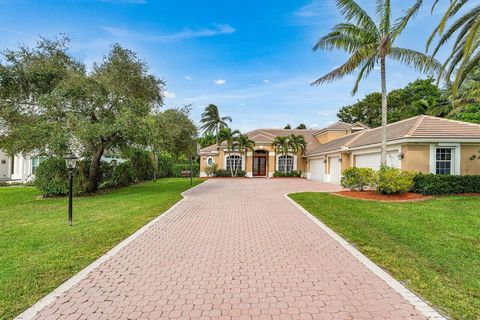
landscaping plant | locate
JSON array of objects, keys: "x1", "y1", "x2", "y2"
[
  {"x1": 341, "y1": 167, "x2": 377, "y2": 191},
  {"x1": 376, "y1": 166, "x2": 416, "y2": 195},
  {"x1": 413, "y1": 173, "x2": 480, "y2": 195}
]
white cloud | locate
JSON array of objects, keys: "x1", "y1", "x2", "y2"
[
  {"x1": 164, "y1": 91, "x2": 176, "y2": 98},
  {"x1": 327, "y1": 120, "x2": 335, "y2": 125},
  {"x1": 263, "y1": 79, "x2": 270, "y2": 84},
  {"x1": 293, "y1": 1, "x2": 326, "y2": 17},
  {"x1": 317, "y1": 111, "x2": 329, "y2": 117},
  {"x1": 214, "y1": 79, "x2": 226, "y2": 85},
  {"x1": 310, "y1": 123, "x2": 319, "y2": 128},
  {"x1": 239, "y1": 103, "x2": 246, "y2": 106},
  {"x1": 184, "y1": 76, "x2": 192, "y2": 81},
  {"x1": 102, "y1": 23, "x2": 235, "y2": 42}
]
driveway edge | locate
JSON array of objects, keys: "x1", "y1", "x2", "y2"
[
  {"x1": 284, "y1": 194, "x2": 447, "y2": 320},
  {"x1": 15, "y1": 180, "x2": 208, "y2": 320}
]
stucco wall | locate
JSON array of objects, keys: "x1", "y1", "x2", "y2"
[
  {"x1": 461, "y1": 144, "x2": 480, "y2": 175},
  {"x1": 401, "y1": 144, "x2": 430, "y2": 173},
  {"x1": 315, "y1": 131, "x2": 347, "y2": 144},
  {"x1": 341, "y1": 153, "x2": 350, "y2": 173}
]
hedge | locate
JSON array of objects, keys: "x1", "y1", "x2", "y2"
[
  {"x1": 172, "y1": 163, "x2": 200, "y2": 177},
  {"x1": 273, "y1": 170, "x2": 302, "y2": 177},
  {"x1": 35, "y1": 158, "x2": 87, "y2": 197},
  {"x1": 413, "y1": 174, "x2": 480, "y2": 195},
  {"x1": 213, "y1": 169, "x2": 246, "y2": 177}
]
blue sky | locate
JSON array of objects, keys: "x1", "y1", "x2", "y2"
[{"x1": 0, "y1": 0, "x2": 449, "y2": 132}]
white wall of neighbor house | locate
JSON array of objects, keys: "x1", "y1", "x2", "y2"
[{"x1": 0, "y1": 151, "x2": 35, "y2": 182}]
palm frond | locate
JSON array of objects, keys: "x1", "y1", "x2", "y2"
[
  {"x1": 336, "y1": 0, "x2": 378, "y2": 34},
  {"x1": 376, "y1": 0, "x2": 391, "y2": 35},
  {"x1": 453, "y1": 50, "x2": 480, "y2": 92},
  {"x1": 389, "y1": 47, "x2": 441, "y2": 75},
  {"x1": 390, "y1": 0, "x2": 422, "y2": 41},
  {"x1": 352, "y1": 57, "x2": 376, "y2": 95},
  {"x1": 313, "y1": 32, "x2": 369, "y2": 54},
  {"x1": 311, "y1": 44, "x2": 377, "y2": 86}
]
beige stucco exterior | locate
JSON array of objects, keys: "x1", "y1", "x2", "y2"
[
  {"x1": 401, "y1": 144, "x2": 430, "y2": 173},
  {"x1": 315, "y1": 131, "x2": 348, "y2": 144},
  {"x1": 461, "y1": 144, "x2": 480, "y2": 175}
]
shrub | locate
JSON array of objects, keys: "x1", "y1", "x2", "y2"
[
  {"x1": 341, "y1": 167, "x2": 377, "y2": 191},
  {"x1": 413, "y1": 174, "x2": 480, "y2": 195},
  {"x1": 212, "y1": 169, "x2": 245, "y2": 177},
  {"x1": 204, "y1": 163, "x2": 218, "y2": 177},
  {"x1": 172, "y1": 163, "x2": 200, "y2": 177},
  {"x1": 35, "y1": 158, "x2": 87, "y2": 197},
  {"x1": 273, "y1": 170, "x2": 302, "y2": 177},
  {"x1": 130, "y1": 150, "x2": 155, "y2": 181},
  {"x1": 157, "y1": 153, "x2": 175, "y2": 178},
  {"x1": 112, "y1": 161, "x2": 135, "y2": 187},
  {"x1": 376, "y1": 167, "x2": 416, "y2": 195}
]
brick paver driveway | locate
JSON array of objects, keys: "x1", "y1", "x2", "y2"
[{"x1": 33, "y1": 179, "x2": 428, "y2": 320}]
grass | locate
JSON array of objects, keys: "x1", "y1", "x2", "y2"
[
  {"x1": 0, "y1": 178, "x2": 202, "y2": 319},
  {"x1": 289, "y1": 193, "x2": 480, "y2": 320}
]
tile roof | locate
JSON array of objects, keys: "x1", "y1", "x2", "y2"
[
  {"x1": 307, "y1": 115, "x2": 480, "y2": 156},
  {"x1": 201, "y1": 116, "x2": 480, "y2": 155}
]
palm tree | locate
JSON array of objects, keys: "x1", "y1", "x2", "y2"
[
  {"x1": 218, "y1": 127, "x2": 240, "y2": 177},
  {"x1": 289, "y1": 134, "x2": 307, "y2": 157},
  {"x1": 426, "y1": 0, "x2": 479, "y2": 92},
  {"x1": 312, "y1": 0, "x2": 440, "y2": 166},
  {"x1": 271, "y1": 136, "x2": 291, "y2": 174},
  {"x1": 200, "y1": 104, "x2": 232, "y2": 145},
  {"x1": 234, "y1": 134, "x2": 256, "y2": 177}
]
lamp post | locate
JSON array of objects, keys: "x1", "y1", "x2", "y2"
[{"x1": 64, "y1": 154, "x2": 78, "y2": 226}]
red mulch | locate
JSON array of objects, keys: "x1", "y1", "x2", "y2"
[{"x1": 334, "y1": 190, "x2": 432, "y2": 202}]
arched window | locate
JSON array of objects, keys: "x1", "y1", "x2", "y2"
[
  {"x1": 226, "y1": 155, "x2": 242, "y2": 171},
  {"x1": 278, "y1": 155, "x2": 294, "y2": 172}
]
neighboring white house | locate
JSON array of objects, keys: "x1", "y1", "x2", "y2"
[
  {"x1": 0, "y1": 151, "x2": 38, "y2": 182},
  {"x1": 0, "y1": 150, "x2": 124, "y2": 183}
]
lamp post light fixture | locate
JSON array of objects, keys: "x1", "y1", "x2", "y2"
[{"x1": 64, "y1": 154, "x2": 78, "y2": 226}]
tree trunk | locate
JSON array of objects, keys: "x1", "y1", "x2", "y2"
[
  {"x1": 380, "y1": 56, "x2": 388, "y2": 167},
  {"x1": 86, "y1": 146, "x2": 105, "y2": 193}
]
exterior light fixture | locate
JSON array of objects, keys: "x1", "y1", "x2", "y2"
[
  {"x1": 64, "y1": 154, "x2": 78, "y2": 226},
  {"x1": 338, "y1": 158, "x2": 342, "y2": 163},
  {"x1": 398, "y1": 152, "x2": 404, "y2": 160}
]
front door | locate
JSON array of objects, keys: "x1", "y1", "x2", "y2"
[{"x1": 253, "y1": 156, "x2": 267, "y2": 176}]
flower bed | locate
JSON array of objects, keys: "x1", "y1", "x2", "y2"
[{"x1": 334, "y1": 190, "x2": 431, "y2": 202}]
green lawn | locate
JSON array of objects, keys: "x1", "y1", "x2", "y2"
[
  {"x1": 0, "y1": 178, "x2": 202, "y2": 319},
  {"x1": 289, "y1": 193, "x2": 480, "y2": 320}
]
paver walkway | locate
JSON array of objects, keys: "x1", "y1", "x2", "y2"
[{"x1": 33, "y1": 179, "x2": 428, "y2": 320}]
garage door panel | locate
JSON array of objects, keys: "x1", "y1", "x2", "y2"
[
  {"x1": 309, "y1": 159, "x2": 324, "y2": 180},
  {"x1": 355, "y1": 151, "x2": 400, "y2": 170},
  {"x1": 329, "y1": 156, "x2": 341, "y2": 183}
]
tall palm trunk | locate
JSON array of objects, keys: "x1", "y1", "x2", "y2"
[{"x1": 380, "y1": 56, "x2": 388, "y2": 166}]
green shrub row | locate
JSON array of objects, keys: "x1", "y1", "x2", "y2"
[
  {"x1": 341, "y1": 166, "x2": 416, "y2": 195},
  {"x1": 412, "y1": 174, "x2": 480, "y2": 195},
  {"x1": 35, "y1": 151, "x2": 200, "y2": 197},
  {"x1": 213, "y1": 169, "x2": 246, "y2": 177},
  {"x1": 273, "y1": 170, "x2": 302, "y2": 177}
]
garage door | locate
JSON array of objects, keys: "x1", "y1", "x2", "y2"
[
  {"x1": 309, "y1": 158, "x2": 324, "y2": 180},
  {"x1": 355, "y1": 151, "x2": 400, "y2": 170},
  {"x1": 329, "y1": 156, "x2": 341, "y2": 183}
]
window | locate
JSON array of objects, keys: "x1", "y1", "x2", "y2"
[
  {"x1": 278, "y1": 155, "x2": 294, "y2": 172},
  {"x1": 207, "y1": 157, "x2": 214, "y2": 166},
  {"x1": 436, "y1": 148, "x2": 453, "y2": 175},
  {"x1": 226, "y1": 155, "x2": 242, "y2": 171},
  {"x1": 31, "y1": 157, "x2": 41, "y2": 174}
]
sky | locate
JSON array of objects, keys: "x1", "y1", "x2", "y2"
[{"x1": 0, "y1": 0, "x2": 450, "y2": 132}]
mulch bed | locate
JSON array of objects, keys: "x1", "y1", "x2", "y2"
[{"x1": 334, "y1": 190, "x2": 432, "y2": 202}]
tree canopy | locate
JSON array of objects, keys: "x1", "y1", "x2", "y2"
[
  {"x1": 337, "y1": 79, "x2": 445, "y2": 127},
  {"x1": 0, "y1": 37, "x2": 168, "y2": 192}
]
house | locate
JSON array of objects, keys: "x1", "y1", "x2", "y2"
[
  {"x1": 199, "y1": 115, "x2": 480, "y2": 182},
  {"x1": 0, "y1": 151, "x2": 124, "y2": 183}
]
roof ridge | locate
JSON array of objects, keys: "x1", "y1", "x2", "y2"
[
  {"x1": 406, "y1": 115, "x2": 425, "y2": 137},
  {"x1": 343, "y1": 130, "x2": 367, "y2": 147},
  {"x1": 424, "y1": 115, "x2": 480, "y2": 128},
  {"x1": 256, "y1": 129, "x2": 277, "y2": 137}
]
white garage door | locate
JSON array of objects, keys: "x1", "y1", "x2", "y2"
[
  {"x1": 355, "y1": 151, "x2": 400, "y2": 170},
  {"x1": 309, "y1": 158, "x2": 325, "y2": 181},
  {"x1": 329, "y1": 156, "x2": 341, "y2": 183}
]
